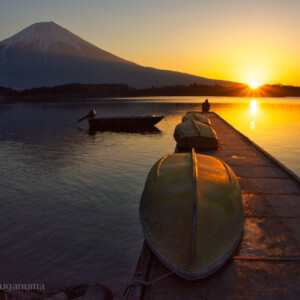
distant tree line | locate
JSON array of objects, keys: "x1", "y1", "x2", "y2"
[
  {"x1": 1, "y1": 83, "x2": 300, "y2": 98},
  {"x1": 0, "y1": 86, "x2": 19, "y2": 96},
  {"x1": 20, "y1": 83, "x2": 134, "y2": 97}
]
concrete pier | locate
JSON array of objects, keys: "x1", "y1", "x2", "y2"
[{"x1": 125, "y1": 112, "x2": 300, "y2": 300}]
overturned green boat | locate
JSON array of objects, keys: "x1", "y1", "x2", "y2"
[
  {"x1": 140, "y1": 150, "x2": 243, "y2": 280},
  {"x1": 174, "y1": 120, "x2": 218, "y2": 150},
  {"x1": 182, "y1": 112, "x2": 211, "y2": 125}
]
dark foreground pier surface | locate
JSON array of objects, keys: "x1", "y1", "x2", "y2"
[{"x1": 126, "y1": 112, "x2": 300, "y2": 300}]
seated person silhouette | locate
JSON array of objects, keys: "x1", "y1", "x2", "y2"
[{"x1": 202, "y1": 99, "x2": 210, "y2": 113}]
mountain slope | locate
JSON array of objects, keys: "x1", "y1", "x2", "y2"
[
  {"x1": 0, "y1": 21, "x2": 135, "y2": 64},
  {"x1": 0, "y1": 22, "x2": 235, "y2": 89}
]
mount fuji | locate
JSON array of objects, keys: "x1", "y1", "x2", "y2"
[{"x1": 0, "y1": 22, "x2": 234, "y2": 89}]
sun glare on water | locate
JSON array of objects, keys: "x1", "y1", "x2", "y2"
[
  {"x1": 250, "y1": 99, "x2": 257, "y2": 116},
  {"x1": 249, "y1": 99, "x2": 258, "y2": 130}
]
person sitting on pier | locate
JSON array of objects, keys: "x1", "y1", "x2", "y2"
[{"x1": 202, "y1": 99, "x2": 210, "y2": 113}]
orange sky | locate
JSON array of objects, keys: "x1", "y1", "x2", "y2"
[{"x1": 1, "y1": 0, "x2": 300, "y2": 86}]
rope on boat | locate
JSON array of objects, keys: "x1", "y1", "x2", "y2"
[{"x1": 123, "y1": 271, "x2": 173, "y2": 299}]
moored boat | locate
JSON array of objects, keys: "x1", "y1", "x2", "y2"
[
  {"x1": 139, "y1": 149, "x2": 244, "y2": 280},
  {"x1": 88, "y1": 125, "x2": 161, "y2": 134},
  {"x1": 182, "y1": 112, "x2": 211, "y2": 125},
  {"x1": 174, "y1": 119, "x2": 218, "y2": 150},
  {"x1": 88, "y1": 115, "x2": 164, "y2": 131}
]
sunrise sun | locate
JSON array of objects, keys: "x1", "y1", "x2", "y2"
[{"x1": 249, "y1": 80, "x2": 260, "y2": 89}]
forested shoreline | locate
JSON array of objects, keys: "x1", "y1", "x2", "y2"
[{"x1": 1, "y1": 83, "x2": 300, "y2": 99}]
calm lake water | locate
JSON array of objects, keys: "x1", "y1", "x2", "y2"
[{"x1": 0, "y1": 96, "x2": 300, "y2": 298}]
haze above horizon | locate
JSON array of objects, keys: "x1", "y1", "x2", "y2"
[{"x1": 0, "y1": 0, "x2": 299, "y2": 86}]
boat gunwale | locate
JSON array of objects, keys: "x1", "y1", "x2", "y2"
[
  {"x1": 140, "y1": 218, "x2": 243, "y2": 280},
  {"x1": 174, "y1": 120, "x2": 219, "y2": 150},
  {"x1": 156, "y1": 154, "x2": 172, "y2": 177},
  {"x1": 89, "y1": 115, "x2": 164, "y2": 121},
  {"x1": 178, "y1": 119, "x2": 218, "y2": 140},
  {"x1": 182, "y1": 112, "x2": 211, "y2": 126},
  {"x1": 190, "y1": 148, "x2": 198, "y2": 265},
  {"x1": 139, "y1": 151, "x2": 244, "y2": 280}
]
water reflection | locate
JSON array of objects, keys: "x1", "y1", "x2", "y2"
[
  {"x1": 250, "y1": 99, "x2": 258, "y2": 130},
  {"x1": 214, "y1": 100, "x2": 300, "y2": 176},
  {"x1": 0, "y1": 98, "x2": 300, "y2": 299},
  {"x1": 250, "y1": 99, "x2": 258, "y2": 116}
]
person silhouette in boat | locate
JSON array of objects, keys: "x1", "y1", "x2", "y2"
[
  {"x1": 202, "y1": 99, "x2": 210, "y2": 113},
  {"x1": 78, "y1": 109, "x2": 96, "y2": 123}
]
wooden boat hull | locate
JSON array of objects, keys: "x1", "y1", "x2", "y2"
[
  {"x1": 182, "y1": 112, "x2": 211, "y2": 125},
  {"x1": 174, "y1": 120, "x2": 218, "y2": 150},
  {"x1": 88, "y1": 115, "x2": 164, "y2": 131},
  {"x1": 140, "y1": 150, "x2": 243, "y2": 280},
  {"x1": 88, "y1": 126, "x2": 161, "y2": 134}
]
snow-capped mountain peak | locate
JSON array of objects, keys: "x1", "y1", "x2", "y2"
[
  {"x1": 0, "y1": 21, "x2": 235, "y2": 90},
  {"x1": 0, "y1": 21, "x2": 134, "y2": 64},
  {"x1": 1, "y1": 22, "x2": 81, "y2": 52}
]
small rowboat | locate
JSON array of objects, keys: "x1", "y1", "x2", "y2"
[
  {"x1": 140, "y1": 149, "x2": 244, "y2": 280},
  {"x1": 88, "y1": 126, "x2": 161, "y2": 134},
  {"x1": 174, "y1": 119, "x2": 218, "y2": 150},
  {"x1": 182, "y1": 112, "x2": 211, "y2": 125},
  {"x1": 88, "y1": 115, "x2": 164, "y2": 131}
]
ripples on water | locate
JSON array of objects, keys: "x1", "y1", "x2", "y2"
[{"x1": 0, "y1": 97, "x2": 299, "y2": 298}]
